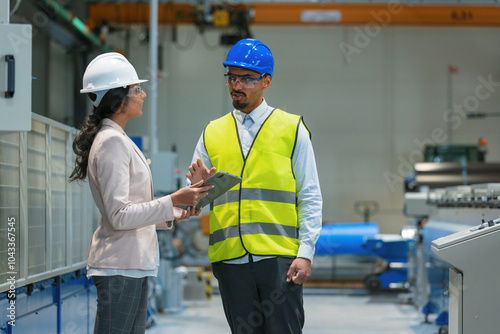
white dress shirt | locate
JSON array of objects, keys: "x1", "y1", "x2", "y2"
[{"x1": 190, "y1": 99, "x2": 322, "y2": 264}]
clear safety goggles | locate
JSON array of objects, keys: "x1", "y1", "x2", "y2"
[
  {"x1": 224, "y1": 73, "x2": 265, "y2": 89},
  {"x1": 127, "y1": 85, "x2": 145, "y2": 97}
]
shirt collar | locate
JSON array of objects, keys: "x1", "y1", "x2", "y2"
[{"x1": 234, "y1": 99, "x2": 268, "y2": 124}]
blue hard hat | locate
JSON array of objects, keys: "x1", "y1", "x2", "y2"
[{"x1": 223, "y1": 38, "x2": 274, "y2": 78}]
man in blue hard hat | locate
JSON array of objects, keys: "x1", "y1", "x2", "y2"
[{"x1": 187, "y1": 38, "x2": 322, "y2": 334}]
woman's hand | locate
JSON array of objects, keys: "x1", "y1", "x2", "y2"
[
  {"x1": 187, "y1": 158, "x2": 217, "y2": 185},
  {"x1": 170, "y1": 180, "x2": 213, "y2": 208},
  {"x1": 173, "y1": 206, "x2": 202, "y2": 221}
]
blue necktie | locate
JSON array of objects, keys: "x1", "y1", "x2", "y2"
[{"x1": 243, "y1": 115, "x2": 253, "y2": 129}]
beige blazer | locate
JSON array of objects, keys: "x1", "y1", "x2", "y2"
[{"x1": 87, "y1": 118, "x2": 171, "y2": 270}]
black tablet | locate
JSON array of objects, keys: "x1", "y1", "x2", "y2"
[{"x1": 179, "y1": 171, "x2": 242, "y2": 210}]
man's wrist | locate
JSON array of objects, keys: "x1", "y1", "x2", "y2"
[{"x1": 297, "y1": 244, "x2": 315, "y2": 262}]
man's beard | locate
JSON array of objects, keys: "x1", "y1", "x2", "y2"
[{"x1": 232, "y1": 101, "x2": 249, "y2": 110}]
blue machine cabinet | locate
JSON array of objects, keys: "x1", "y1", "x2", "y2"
[
  {"x1": 363, "y1": 235, "x2": 412, "y2": 291},
  {"x1": 315, "y1": 222, "x2": 413, "y2": 291},
  {"x1": 0, "y1": 270, "x2": 96, "y2": 334}
]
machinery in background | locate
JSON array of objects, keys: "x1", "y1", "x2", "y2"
[
  {"x1": 402, "y1": 142, "x2": 500, "y2": 331},
  {"x1": 0, "y1": 114, "x2": 101, "y2": 334},
  {"x1": 193, "y1": 1, "x2": 253, "y2": 45},
  {"x1": 312, "y1": 222, "x2": 414, "y2": 292},
  {"x1": 362, "y1": 233, "x2": 414, "y2": 291},
  {"x1": 405, "y1": 141, "x2": 500, "y2": 191},
  {"x1": 404, "y1": 183, "x2": 500, "y2": 334},
  {"x1": 88, "y1": 1, "x2": 254, "y2": 48},
  {"x1": 311, "y1": 198, "x2": 414, "y2": 292},
  {"x1": 403, "y1": 191, "x2": 436, "y2": 313},
  {"x1": 406, "y1": 161, "x2": 500, "y2": 191},
  {"x1": 423, "y1": 139, "x2": 487, "y2": 163},
  {"x1": 432, "y1": 214, "x2": 500, "y2": 334},
  {"x1": 311, "y1": 222, "x2": 380, "y2": 284}
]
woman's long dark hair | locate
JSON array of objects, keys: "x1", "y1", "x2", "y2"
[{"x1": 69, "y1": 87, "x2": 129, "y2": 182}]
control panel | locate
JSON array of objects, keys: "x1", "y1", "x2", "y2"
[
  {"x1": 432, "y1": 217, "x2": 500, "y2": 334},
  {"x1": 432, "y1": 218, "x2": 500, "y2": 250}
]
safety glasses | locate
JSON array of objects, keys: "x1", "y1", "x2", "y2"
[
  {"x1": 224, "y1": 73, "x2": 265, "y2": 89},
  {"x1": 127, "y1": 85, "x2": 145, "y2": 97}
]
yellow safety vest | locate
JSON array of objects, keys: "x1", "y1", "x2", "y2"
[{"x1": 204, "y1": 108, "x2": 308, "y2": 263}]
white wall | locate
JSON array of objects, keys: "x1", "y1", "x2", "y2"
[{"x1": 116, "y1": 25, "x2": 500, "y2": 233}]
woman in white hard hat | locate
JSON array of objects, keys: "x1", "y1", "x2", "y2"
[{"x1": 69, "y1": 52, "x2": 211, "y2": 334}]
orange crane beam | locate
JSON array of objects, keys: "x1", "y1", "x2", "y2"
[
  {"x1": 87, "y1": 3, "x2": 500, "y2": 28},
  {"x1": 252, "y1": 3, "x2": 500, "y2": 26}
]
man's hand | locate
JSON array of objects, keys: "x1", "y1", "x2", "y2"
[
  {"x1": 187, "y1": 158, "x2": 217, "y2": 185},
  {"x1": 286, "y1": 257, "x2": 311, "y2": 285}
]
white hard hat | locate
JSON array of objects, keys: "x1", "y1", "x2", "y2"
[{"x1": 80, "y1": 52, "x2": 147, "y2": 106}]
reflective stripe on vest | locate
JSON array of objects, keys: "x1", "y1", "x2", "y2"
[
  {"x1": 204, "y1": 108, "x2": 304, "y2": 263},
  {"x1": 209, "y1": 222, "x2": 299, "y2": 245},
  {"x1": 213, "y1": 188, "x2": 296, "y2": 207}
]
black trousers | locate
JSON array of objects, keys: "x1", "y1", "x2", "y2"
[
  {"x1": 92, "y1": 275, "x2": 148, "y2": 334},
  {"x1": 212, "y1": 257, "x2": 304, "y2": 334}
]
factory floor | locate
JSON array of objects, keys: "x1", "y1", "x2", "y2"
[{"x1": 145, "y1": 288, "x2": 440, "y2": 334}]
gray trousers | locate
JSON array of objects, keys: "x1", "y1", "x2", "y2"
[
  {"x1": 92, "y1": 275, "x2": 148, "y2": 334},
  {"x1": 212, "y1": 257, "x2": 304, "y2": 334}
]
